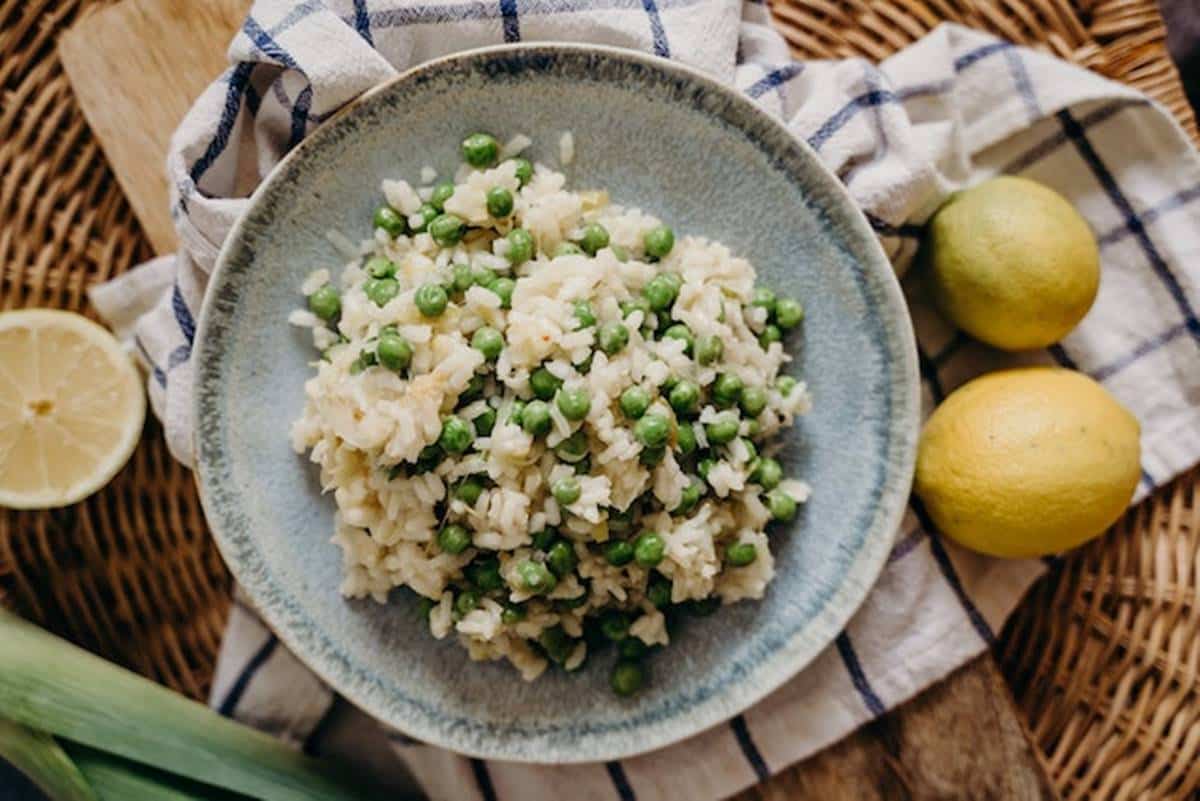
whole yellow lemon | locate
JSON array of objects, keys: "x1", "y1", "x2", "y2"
[
  {"x1": 914, "y1": 368, "x2": 1140, "y2": 558},
  {"x1": 921, "y1": 176, "x2": 1100, "y2": 351}
]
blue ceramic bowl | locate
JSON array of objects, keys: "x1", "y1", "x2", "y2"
[{"x1": 195, "y1": 44, "x2": 919, "y2": 763}]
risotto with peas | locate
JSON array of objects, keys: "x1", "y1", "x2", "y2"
[{"x1": 290, "y1": 132, "x2": 810, "y2": 696}]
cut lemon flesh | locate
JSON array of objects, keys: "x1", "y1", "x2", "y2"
[{"x1": 0, "y1": 310, "x2": 145, "y2": 509}]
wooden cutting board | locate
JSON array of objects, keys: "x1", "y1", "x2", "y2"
[{"x1": 58, "y1": 2, "x2": 1059, "y2": 798}]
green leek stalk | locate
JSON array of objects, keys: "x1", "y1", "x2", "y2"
[
  {"x1": 0, "y1": 719, "x2": 98, "y2": 801},
  {"x1": 65, "y1": 743, "x2": 251, "y2": 801},
  {"x1": 0, "y1": 610, "x2": 370, "y2": 801}
]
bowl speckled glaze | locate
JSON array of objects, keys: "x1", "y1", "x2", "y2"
[{"x1": 195, "y1": 44, "x2": 919, "y2": 763}]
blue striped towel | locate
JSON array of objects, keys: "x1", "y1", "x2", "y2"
[{"x1": 89, "y1": 1, "x2": 1200, "y2": 798}]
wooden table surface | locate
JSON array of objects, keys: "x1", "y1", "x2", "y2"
[{"x1": 56, "y1": 1, "x2": 1059, "y2": 797}]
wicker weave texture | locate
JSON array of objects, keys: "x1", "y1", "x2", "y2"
[
  {"x1": 0, "y1": 1, "x2": 1197, "y2": 798},
  {"x1": 0, "y1": 0, "x2": 232, "y2": 699}
]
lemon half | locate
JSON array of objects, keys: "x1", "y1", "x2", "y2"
[{"x1": 0, "y1": 310, "x2": 145, "y2": 509}]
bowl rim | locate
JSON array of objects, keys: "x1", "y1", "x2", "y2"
[{"x1": 194, "y1": 41, "x2": 920, "y2": 763}]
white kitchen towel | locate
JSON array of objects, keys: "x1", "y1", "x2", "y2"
[{"x1": 88, "y1": 2, "x2": 1200, "y2": 799}]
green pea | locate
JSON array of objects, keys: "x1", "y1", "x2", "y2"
[
  {"x1": 621, "y1": 389, "x2": 652, "y2": 423},
  {"x1": 546, "y1": 540, "x2": 577, "y2": 578},
  {"x1": 472, "y1": 265, "x2": 498, "y2": 287},
  {"x1": 745, "y1": 419, "x2": 761, "y2": 437},
  {"x1": 619, "y1": 637, "x2": 648, "y2": 660},
  {"x1": 634, "y1": 531, "x2": 665, "y2": 567},
  {"x1": 430, "y1": 181, "x2": 455, "y2": 211},
  {"x1": 712, "y1": 373, "x2": 744, "y2": 407},
  {"x1": 510, "y1": 157, "x2": 533, "y2": 186},
  {"x1": 308, "y1": 285, "x2": 340, "y2": 320},
  {"x1": 766, "y1": 489, "x2": 797, "y2": 521},
  {"x1": 579, "y1": 223, "x2": 610, "y2": 256},
  {"x1": 531, "y1": 528, "x2": 558, "y2": 551},
  {"x1": 506, "y1": 228, "x2": 534, "y2": 265},
  {"x1": 365, "y1": 255, "x2": 397, "y2": 279},
  {"x1": 643, "y1": 274, "x2": 678, "y2": 312},
  {"x1": 775, "y1": 297, "x2": 804, "y2": 329},
  {"x1": 634, "y1": 413, "x2": 670, "y2": 449},
  {"x1": 675, "y1": 423, "x2": 697, "y2": 455},
  {"x1": 552, "y1": 476, "x2": 582, "y2": 506},
  {"x1": 461, "y1": 132, "x2": 499, "y2": 167},
  {"x1": 530, "y1": 366, "x2": 563, "y2": 400},
  {"x1": 556, "y1": 387, "x2": 591, "y2": 420},
  {"x1": 486, "y1": 186, "x2": 513, "y2": 218},
  {"x1": 517, "y1": 560, "x2": 557, "y2": 594},
  {"x1": 695, "y1": 334, "x2": 723, "y2": 365},
  {"x1": 465, "y1": 555, "x2": 504, "y2": 592},
  {"x1": 556, "y1": 242, "x2": 584, "y2": 258},
  {"x1": 607, "y1": 507, "x2": 634, "y2": 535},
  {"x1": 758, "y1": 324, "x2": 782, "y2": 349},
  {"x1": 611, "y1": 244, "x2": 630, "y2": 262},
  {"x1": 662, "y1": 324, "x2": 693, "y2": 355},
  {"x1": 410, "y1": 203, "x2": 438, "y2": 233},
  {"x1": 473, "y1": 408, "x2": 497, "y2": 436},
  {"x1": 751, "y1": 286, "x2": 776, "y2": 316},
  {"x1": 620, "y1": 297, "x2": 652, "y2": 320},
  {"x1": 450, "y1": 262, "x2": 474, "y2": 293},
  {"x1": 364, "y1": 277, "x2": 399, "y2": 307},
  {"x1": 740, "y1": 386, "x2": 769, "y2": 417},
  {"x1": 611, "y1": 660, "x2": 645, "y2": 696},
  {"x1": 509, "y1": 399, "x2": 527, "y2": 425},
  {"x1": 521, "y1": 400, "x2": 551, "y2": 436},
  {"x1": 697, "y1": 457, "x2": 717, "y2": 480},
  {"x1": 599, "y1": 610, "x2": 630, "y2": 641},
  {"x1": 705, "y1": 412, "x2": 739, "y2": 445},
  {"x1": 415, "y1": 283, "x2": 449, "y2": 317},
  {"x1": 557, "y1": 593, "x2": 589, "y2": 611},
  {"x1": 554, "y1": 430, "x2": 589, "y2": 463},
  {"x1": 668, "y1": 380, "x2": 700, "y2": 416},
  {"x1": 352, "y1": 347, "x2": 378, "y2": 375},
  {"x1": 644, "y1": 225, "x2": 675, "y2": 261},
  {"x1": 455, "y1": 475, "x2": 485, "y2": 505},
  {"x1": 461, "y1": 373, "x2": 485, "y2": 403},
  {"x1": 598, "y1": 321, "x2": 629, "y2": 355},
  {"x1": 740, "y1": 438, "x2": 758, "y2": 461},
  {"x1": 687, "y1": 597, "x2": 721, "y2": 617},
  {"x1": 639, "y1": 445, "x2": 665, "y2": 467},
  {"x1": 752, "y1": 457, "x2": 782, "y2": 490},
  {"x1": 454, "y1": 589, "x2": 479, "y2": 617},
  {"x1": 373, "y1": 205, "x2": 406, "y2": 237},
  {"x1": 539, "y1": 625, "x2": 572, "y2": 663},
  {"x1": 429, "y1": 213, "x2": 465, "y2": 247},
  {"x1": 471, "y1": 326, "x2": 504, "y2": 360},
  {"x1": 573, "y1": 454, "x2": 592, "y2": 475},
  {"x1": 438, "y1": 523, "x2": 471, "y2": 555},
  {"x1": 414, "y1": 443, "x2": 443, "y2": 473},
  {"x1": 675, "y1": 477, "x2": 704, "y2": 515},
  {"x1": 776, "y1": 375, "x2": 797, "y2": 396},
  {"x1": 376, "y1": 332, "x2": 413, "y2": 371},
  {"x1": 726, "y1": 542, "x2": 758, "y2": 567},
  {"x1": 501, "y1": 603, "x2": 526, "y2": 624},
  {"x1": 604, "y1": 539, "x2": 635, "y2": 566},
  {"x1": 488, "y1": 277, "x2": 515, "y2": 309},
  {"x1": 647, "y1": 575, "x2": 672, "y2": 608},
  {"x1": 566, "y1": 302, "x2": 595, "y2": 333},
  {"x1": 438, "y1": 417, "x2": 474, "y2": 454}
]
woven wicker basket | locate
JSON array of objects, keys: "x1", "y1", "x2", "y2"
[{"x1": 1, "y1": 1, "x2": 1196, "y2": 797}]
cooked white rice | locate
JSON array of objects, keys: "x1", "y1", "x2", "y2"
[{"x1": 291, "y1": 134, "x2": 811, "y2": 690}]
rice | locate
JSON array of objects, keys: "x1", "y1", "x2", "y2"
[
  {"x1": 291, "y1": 134, "x2": 811, "y2": 695},
  {"x1": 559, "y1": 131, "x2": 575, "y2": 165}
]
